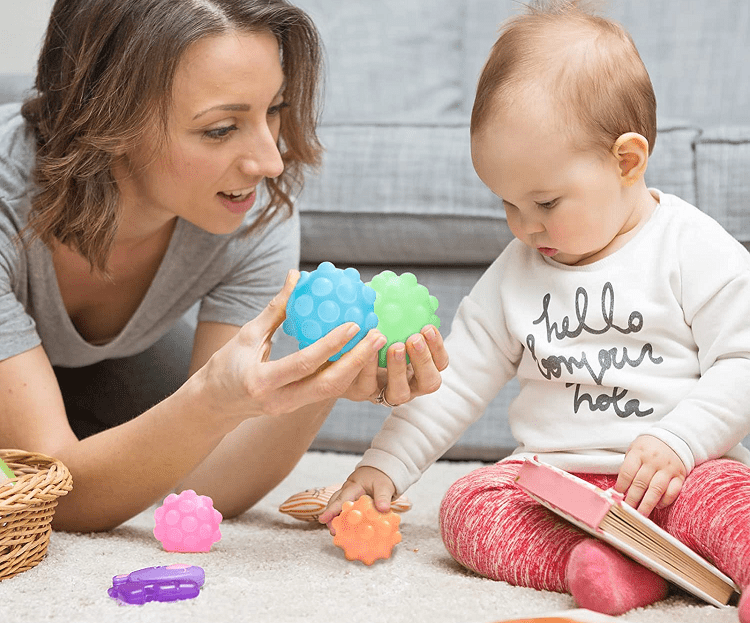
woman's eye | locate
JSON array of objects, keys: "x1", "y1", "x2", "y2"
[
  {"x1": 203, "y1": 125, "x2": 238, "y2": 140},
  {"x1": 268, "y1": 102, "x2": 290, "y2": 116}
]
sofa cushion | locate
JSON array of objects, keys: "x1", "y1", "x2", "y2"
[
  {"x1": 299, "y1": 121, "x2": 701, "y2": 265},
  {"x1": 464, "y1": 0, "x2": 750, "y2": 128},
  {"x1": 695, "y1": 126, "x2": 750, "y2": 245},
  {"x1": 645, "y1": 123, "x2": 701, "y2": 206},
  {"x1": 293, "y1": 0, "x2": 465, "y2": 124},
  {"x1": 299, "y1": 124, "x2": 509, "y2": 266}
]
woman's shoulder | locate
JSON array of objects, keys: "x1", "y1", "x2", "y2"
[{"x1": 0, "y1": 103, "x2": 36, "y2": 204}]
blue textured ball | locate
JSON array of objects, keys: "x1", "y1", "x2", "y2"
[{"x1": 282, "y1": 262, "x2": 379, "y2": 361}]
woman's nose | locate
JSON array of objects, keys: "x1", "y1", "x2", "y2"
[{"x1": 238, "y1": 126, "x2": 284, "y2": 179}]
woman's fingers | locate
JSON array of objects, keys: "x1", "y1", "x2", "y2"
[
  {"x1": 252, "y1": 270, "x2": 300, "y2": 337},
  {"x1": 353, "y1": 331, "x2": 382, "y2": 395},
  {"x1": 406, "y1": 331, "x2": 442, "y2": 397},
  {"x1": 383, "y1": 343, "x2": 410, "y2": 406},
  {"x1": 267, "y1": 327, "x2": 386, "y2": 410},
  {"x1": 422, "y1": 325, "x2": 449, "y2": 371},
  {"x1": 267, "y1": 321, "x2": 362, "y2": 386}
]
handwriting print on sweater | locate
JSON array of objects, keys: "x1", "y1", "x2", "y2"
[{"x1": 525, "y1": 282, "x2": 663, "y2": 418}]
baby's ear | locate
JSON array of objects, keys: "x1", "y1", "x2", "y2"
[{"x1": 611, "y1": 132, "x2": 649, "y2": 186}]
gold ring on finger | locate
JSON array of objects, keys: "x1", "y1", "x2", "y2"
[{"x1": 375, "y1": 385, "x2": 399, "y2": 408}]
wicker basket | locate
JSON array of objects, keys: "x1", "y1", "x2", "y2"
[{"x1": 0, "y1": 449, "x2": 73, "y2": 581}]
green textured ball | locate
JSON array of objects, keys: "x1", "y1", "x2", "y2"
[{"x1": 366, "y1": 271, "x2": 440, "y2": 367}]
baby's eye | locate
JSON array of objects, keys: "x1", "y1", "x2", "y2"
[
  {"x1": 203, "y1": 125, "x2": 238, "y2": 140},
  {"x1": 268, "y1": 101, "x2": 290, "y2": 116},
  {"x1": 536, "y1": 199, "x2": 559, "y2": 210}
]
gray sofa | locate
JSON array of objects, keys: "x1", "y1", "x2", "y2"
[{"x1": 1, "y1": 0, "x2": 748, "y2": 459}]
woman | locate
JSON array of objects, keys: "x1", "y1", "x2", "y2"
[{"x1": 0, "y1": 0, "x2": 447, "y2": 531}]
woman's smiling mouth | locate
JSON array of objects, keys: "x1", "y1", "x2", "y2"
[{"x1": 218, "y1": 188, "x2": 257, "y2": 213}]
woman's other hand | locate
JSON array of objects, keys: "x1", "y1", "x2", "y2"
[{"x1": 341, "y1": 324, "x2": 449, "y2": 407}]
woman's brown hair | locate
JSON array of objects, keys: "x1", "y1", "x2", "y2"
[{"x1": 21, "y1": 0, "x2": 323, "y2": 274}]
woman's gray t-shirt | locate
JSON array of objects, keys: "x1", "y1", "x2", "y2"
[{"x1": 0, "y1": 103, "x2": 300, "y2": 367}]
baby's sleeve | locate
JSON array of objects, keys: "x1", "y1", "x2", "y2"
[
  {"x1": 357, "y1": 258, "x2": 523, "y2": 495},
  {"x1": 646, "y1": 232, "x2": 750, "y2": 471}
]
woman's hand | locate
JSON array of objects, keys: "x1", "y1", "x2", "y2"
[
  {"x1": 341, "y1": 324, "x2": 449, "y2": 407},
  {"x1": 614, "y1": 434, "x2": 687, "y2": 517},
  {"x1": 197, "y1": 270, "x2": 388, "y2": 424},
  {"x1": 317, "y1": 466, "x2": 397, "y2": 534}
]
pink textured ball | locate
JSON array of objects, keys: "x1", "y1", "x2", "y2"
[{"x1": 153, "y1": 490, "x2": 222, "y2": 553}]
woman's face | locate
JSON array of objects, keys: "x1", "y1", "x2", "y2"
[{"x1": 116, "y1": 30, "x2": 286, "y2": 236}]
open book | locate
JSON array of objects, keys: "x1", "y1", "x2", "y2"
[{"x1": 514, "y1": 457, "x2": 740, "y2": 608}]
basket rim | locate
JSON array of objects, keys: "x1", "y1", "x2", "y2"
[{"x1": 0, "y1": 448, "x2": 73, "y2": 508}]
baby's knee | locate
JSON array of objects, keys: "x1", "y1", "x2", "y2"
[{"x1": 438, "y1": 461, "x2": 524, "y2": 539}]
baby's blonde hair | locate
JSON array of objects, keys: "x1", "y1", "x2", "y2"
[{"x1": 471, "y1": 0, "x2": 656, "y2": 156}]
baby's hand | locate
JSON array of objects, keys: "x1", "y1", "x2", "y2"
[
  {"x1": 614, "y1": 434, "x2": 687, "y2": 517},
  {"x1": 317, "y1": 466, "x2": 396, "y2": 535}
]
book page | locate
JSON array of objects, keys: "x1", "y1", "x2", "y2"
[{"x1": 600, "y1": 505, "x2": 735, "y2": 605}]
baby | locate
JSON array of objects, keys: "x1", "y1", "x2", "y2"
[{"x1": 319, "y1": 0, "x2": 750, "y2": 618}]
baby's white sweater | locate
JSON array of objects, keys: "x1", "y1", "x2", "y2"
[{"x1": 359, "y1": 190, "x2": 750, "y2": 496}]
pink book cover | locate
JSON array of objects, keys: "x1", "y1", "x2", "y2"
[
  {"x1": 514, "y1": 458, "x2": 620, "y2": 531},
  {"x1": 514, "y1": 457, "x2": 739, "y2": 608}
]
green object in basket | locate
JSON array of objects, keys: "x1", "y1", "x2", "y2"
[{"x1": 0, "y1": 457, "x2": 15, "y2": 481}]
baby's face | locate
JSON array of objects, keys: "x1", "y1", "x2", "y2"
[{"x1": 471, "y1": 107, "x2": 643, "y2": 266}]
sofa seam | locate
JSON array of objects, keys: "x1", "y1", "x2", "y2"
[
  {"x1": 694, "y1": 138, "x2": 750, "y2": 145},
  {"x1": 692, "y1": 127, "x2": 705, "y2": 210}
]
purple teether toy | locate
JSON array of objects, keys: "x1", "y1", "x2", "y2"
[{"x1": 108, "y1": 564, "x2": 205, "y2": 605}]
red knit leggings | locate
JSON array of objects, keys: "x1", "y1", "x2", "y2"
[{"x1": 439, "y1": 459, "x2": 750, "y2": 592}]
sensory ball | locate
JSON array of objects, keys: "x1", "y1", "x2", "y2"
[
  {"x1": 153, "y1": 490, "x2": 222, "y2": 553},
  {"x1": 367, "y1": 270, "x2": 440, "y2": 367},
  {"x1": 282, "y1": 262, "x2": 378, "y2": 361},
  {"x1": 331, "y1": 495, "x2": 402, "y2": 565}
]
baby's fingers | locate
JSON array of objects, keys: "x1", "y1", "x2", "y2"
[
  {"x1": 656, "y1": 476, "x2": 685, "y2": 510},
  {"x1": 635, "y1": 472, "x2": 671, "y2": 517},
  {"x1": 373, "y1": 484, "x2": 396, "y2": 514},
  {"x1": 621, "y1": 462, "x2": 656, "y2": 511},
  {"x1": 614, "y1": 452, "x2": 641, "y2": 494},
  {"x1": 318, "y1": 483, "x2": 366, "y2": 532}
]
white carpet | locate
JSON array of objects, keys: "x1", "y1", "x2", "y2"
[{"x1": 0, "y1": 451, "x2": 741, "y2": 623}]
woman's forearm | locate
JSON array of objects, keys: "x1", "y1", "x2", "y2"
[
  {"x1": 175, "y1": 397, "x2": 337, "y2": 518},
  {"x1": 50, "y1": 372, "x2": 232, "y2": 532}
]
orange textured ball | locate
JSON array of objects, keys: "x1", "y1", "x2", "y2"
[{"x1": 331, "y1": 495, "x2": 402, "y2": 565}]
